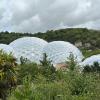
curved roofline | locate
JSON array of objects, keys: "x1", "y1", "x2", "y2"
[
  {"x1": 43, "y1": 41, "x2": 84, "y2": 64},
  {"x1": 9, "y1": 36, "x2": 48, "y2": 45},
  {"x1": 80, "y1": 54, "x2": 100, "y2": 66}
]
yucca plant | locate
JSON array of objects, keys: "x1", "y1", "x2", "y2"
[{"x1": 0, "y1": 50, "x2": 17, "y2": 100}]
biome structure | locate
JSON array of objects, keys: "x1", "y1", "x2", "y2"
[
  {"x1": 43, "y1": 41, "x2": 84, "y2": 65},
  {"x1": 80, "y1": 54, "x2": 100, "y2": 66},
  {"x1": 1, "y1": 37, "x2": 84, "y2": 65},
  {"x1": 9, "y1": 37, "x2": 48, "y2": 64},
  {"x1": 0, "y1": 44, "x2": 16, "y2": 57}
]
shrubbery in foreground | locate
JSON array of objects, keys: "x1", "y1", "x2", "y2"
[
  {"x1": 0, "y1": 52, "x2": 100, "y2": 100},
  {"x1": 0, "y1": 50, "x2": 17, "y2": 100},
  {"x1": 8, "y1": 72, "x2": 100, "y2": 100},
  {"x1": 8, "y1": 54, "x2": 100, "y2": 100}
]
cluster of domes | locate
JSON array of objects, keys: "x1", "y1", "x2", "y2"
[{"x1": 0, "y1": 37, "x2": 100, "y2": 67}]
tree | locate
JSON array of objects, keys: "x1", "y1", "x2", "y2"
[
  {"x1": 66, "y1": 53, "x2": 78, "y2": 71},
  {"x1": 40, "y1": 53, "x2": 52, "y2": 67},
  {"x1": 40, "y1": 53, "x2": 56, "y2": 81}
]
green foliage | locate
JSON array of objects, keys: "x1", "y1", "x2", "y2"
[
  {"x1": 18, "y1": 53, "x2": 56, "y2": 83},
  {"x1": 9, "y1": 75, "x2": 34, "y2": 100},
  {"x1": 0, "y1": 49, "x2": 100, "y2": 100},
  {"x1": 8, "y1": 71, "x2": 100, "y2": 100},
  {"x1": 83, "y1": 62, "x2": 100, "y2": 73},
  {"x1": 18, "y1": 62, "x2": 39, "y2": 84},
  {"x1": 0, "y1": 50, "x2": 17, "y2": 100},
  {"x1": 8, "y1": 54, "x2": 100, "y2": 100},
  {"x1": 20, "y1": 56, "x2": 30, "y2": 65},
  {"x1": 40, "y1": 53, "x2": 56, "y2": 81},
  {"x1": 66, "y1": 53, "x2": 79, "y2": 71},
  {"x1": 0, "y1": 28, "x2": 100, "y2": 50},
  {"x1": 40, "y1": 53, "x2": 52, "y2": 67},
  {"x1": 68, "y1": 72, "x2": 89, "y2": 95},
  {"x1": 82, "y1": 49, "x2": 100, "y2": 58}
]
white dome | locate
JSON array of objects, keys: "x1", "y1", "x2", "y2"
[
  {"x1": 43, "y1": 41, "x2": 84, "y2": 64},
  {"x1": 9, "y1": 37, "x2": 48, "y2": 64},
  {"x1": 80, "y1": 54, "x2": 100, "y2": 66},
  {"x1": 0, "y1": 44, "x2": 16, "y2": 56}
]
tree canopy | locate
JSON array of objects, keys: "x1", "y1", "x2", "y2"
[{"x1": 0, "y1": 28, "x2": 100, "y2": 50}]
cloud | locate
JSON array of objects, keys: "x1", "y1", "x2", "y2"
[
  {"x1": 0, "y1": 0, "x2": 100, "y2": 33},
  {"x1": 0, "y1": 0, "x2": 6, "y2": 19}
]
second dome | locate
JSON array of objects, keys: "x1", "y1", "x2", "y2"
[{"x1": 43, "y1": 41, "x2": 84, "y2": 64}]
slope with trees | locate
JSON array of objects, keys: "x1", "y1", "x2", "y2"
[{"x1": 0, "y1": 28, "x2": 100, "y2": 50}]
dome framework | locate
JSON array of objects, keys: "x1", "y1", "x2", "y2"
[
  {"x1": 9, "y1": 37, "x2": 48, "y2": 64},
  {"x1": 43, "y1": 41, "x2": 84, "y2": 65},
  {"x1": 80, "y1": 54, "x2": 100, "y2": 66},
  {"x1": 0, "y1": 44, "x2": 15, "y2": 55}
]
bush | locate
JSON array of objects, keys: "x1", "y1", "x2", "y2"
[
  {"x1": 5, "y1": 52, "x2": 100, "y2": 100},
  {"x1": 40, "y1": 53, "x2": 56, "y2": 81},
  {"x1": 17, "y1": 62, "x2": 39, "y2": 84},
  {"x1": 8, "y1": 72, "x2": 100, "y2": 100},
  {"x1": 0, "y1": 50, "x2": 17, "y2": 100},
  {"x1": 66, "y1": 53, "x2": 79, "y2": 71}
]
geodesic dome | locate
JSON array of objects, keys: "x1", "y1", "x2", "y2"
[
  {"x1": 43, "y1": 41, "x2": 84, "y2": 64},
  {"x1": 0, "y1": 44, "x2": 16, "y2": 56},
  {"x1": 9, "y1": 37, "x2": 48, "y2": 64},
  {"x1": 80, "y1": 54, "x2": 100, "y2": 66}
]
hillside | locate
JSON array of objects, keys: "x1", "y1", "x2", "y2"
[{"x1": 0, "y1": 28, "x2": 100, "y2": 50}]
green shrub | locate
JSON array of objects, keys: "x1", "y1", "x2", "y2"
[
  {"x1": 40, "y1": 53, "x2": 56, "y2": 81},
  {"x1": 0, "y1": 50, "x2": 17, "y2": 100},
  {"x1": 8, "y1": 72, "x2": 100, "y2": 100},
  {"x1": 6, "y1": 52, "x2": 100, "y2": 100},
  {"x1": 18, "y1": 62, "x2": 39, "y2": 84}
]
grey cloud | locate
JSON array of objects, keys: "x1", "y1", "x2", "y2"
[
  {"x1": 0, "y1": 9, "x2": 4, "y2": 19},
  {"x1": 9, "y1": 0, "x2": 38, "y2": 25},
  {"x1": 0, "y1": 0, "x2": 6, "y2": 19},
  {"x1": 0, "y1": 0, "x2": 100, "y2": 33}
]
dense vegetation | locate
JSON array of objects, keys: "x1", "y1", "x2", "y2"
[
  {"x1": 0, "y1": 51, "x2": 100, "y2": 100},
  {"x1": 0, "y1": 28, "x2": 100, "y2": 100},
  {"x1": 0, "y1": 28, "x2": 100, "y2": 50},
  {"x1": 0, "y1": 50, "x2": 17, "y2": 100},
  {"x1": 8, "y1": 55, "x2": 100, "y2": 100}
]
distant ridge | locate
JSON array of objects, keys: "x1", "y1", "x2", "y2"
[{"x1": 0, "y1": 28, "x2": 100, "y2": 50}]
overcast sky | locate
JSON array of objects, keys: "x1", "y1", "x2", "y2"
[{"x1": 0, "y1": 0, "x2": 100, "y2": 33}]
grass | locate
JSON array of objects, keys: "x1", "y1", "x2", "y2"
[
  {"x1": 82, "y1": 49, "x2": 100, "y2": 58},
  {"x1": 0, "y1": 51, "x2": 100, "y2": 100},
  {"x1": 8, "y1": 71, "x2": 100, "y2": 100}
]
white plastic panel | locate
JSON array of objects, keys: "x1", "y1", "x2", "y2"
[
  {"x1": 80, "y1": 54, "x2": 100, "y2": 66},
  {"x1": 43, "y1": 41, "x2": 84, "y2": 64},
  {"x1": 9, "y1": 37, "x2": 48, "y2": 64},
  {"x1": 0, "y1": 44, "x2": 16, "y2": 56}
]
